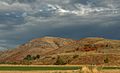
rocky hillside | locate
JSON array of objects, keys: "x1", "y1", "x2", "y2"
[{"x1": 0, "y1": 37, "x2": 120, "y2": 65}]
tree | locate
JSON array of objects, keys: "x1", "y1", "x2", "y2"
[
  {"x1": 36, "y1": 55, "x2": 40, "y2": 59},
  {"x1": 24, "y1": 55, "x2": 33, "y2": 61},
  {"x1": 24, "y1": 54, "x2": 40, "y2": 61},
  {"x1": 104, "y1": 57, "x2": 109, "y2": 63}
]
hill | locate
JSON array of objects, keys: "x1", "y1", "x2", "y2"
[{"x1": 0, "y1": 37, "x2": 120, "y2": 65}]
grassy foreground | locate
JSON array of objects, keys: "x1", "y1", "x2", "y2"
[
  {"x1": 0, "y1": 66, "x2": 81, "y2": 71},
  {"x1": 101, "y1": 67, "x2": 120, "y2": 70},
  {"x1": 0, "y1": 65, "x2": 120, "y2": 73}
]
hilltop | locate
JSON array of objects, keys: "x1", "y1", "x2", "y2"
[{"x1": 0, "y1": 36, "x2": 120, "y2": 65}]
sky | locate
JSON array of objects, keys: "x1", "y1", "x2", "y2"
[{"x1": 0, "y1": 0, "x2": 120, "y2": 50}]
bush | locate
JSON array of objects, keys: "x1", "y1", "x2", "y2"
[
  {"x1": 36, "y1": 55, "x2": 40, "y2": 59},
  {"x1": 24, "y1": 55, "x2": 33, "y2": 61},
  {"x1": 104, "y1": 57, "x2": 109, "y2": 63},
  {"x1": 24, "y1": 54, "x2": 40, "y2": 61},
  {"x1": 54, "y1": 56, "x2": 66, "y2": 65},
  {"x1": 73, "y1": 55, "x2": 79, "y2": 59},
  {"x1": 32, "y1": 56, "x2": 37, "y2": 60}
]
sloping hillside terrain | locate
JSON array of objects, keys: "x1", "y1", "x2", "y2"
[{"x1": 0, "y1": 37, "x2": 120, "y2": 65}]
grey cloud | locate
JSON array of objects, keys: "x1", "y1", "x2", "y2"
[
  {"x1": 0, "y1": 0, "x2": 120, "y2": 49},
  {"x1": 48, "y1": 21, "x2": 120, "y2": 40},
  {"x1": 0, "y1": 11, "x2": 25, "y2": 25}
]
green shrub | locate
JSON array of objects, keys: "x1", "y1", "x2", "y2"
[
  {"x1": 36, "y1": 55, "x2": 40, "y2": 59},
  {"x1": 24, "y1": 54, "x2": 40, "y2": 61},
  {"x1": 104, "y1": 57, "x2": 109, "y2": 63},
  {"x1": 54, "y1": 56, "x2": 66, "y2": 65},
  {"x1": 24, "y1": 55, "x2": 33, "y2": 61},
  {"x1": 73, "y1": 55, "x2": 79, "y2": 59},
  {"x1": 32, "y1": 56, "x2": 37, "y2": 60}
]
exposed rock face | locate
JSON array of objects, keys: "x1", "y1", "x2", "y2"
[
  {"x1": 0, "y1": 37, "x2": 120, "y2": 65},
  {"x1": 18, "y1": 36, "x2": 74, "y2": 49}
]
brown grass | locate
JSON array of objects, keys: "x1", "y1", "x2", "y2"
[
  {"x1": 0, "y1": 70, "x2": 78, "y2": 73},
  {"x1": 0, "y1": 70, "x2": 120, "y2": 73},
  {"x1": 100, "y1": 70, "x2": 120, "y2": 73}
]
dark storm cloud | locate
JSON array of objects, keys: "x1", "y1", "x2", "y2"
[
  {"x1": 48, "y1": 20, "x2": 120, "y2": 40},
  {"x1": 0, "y1": 0, "x2": 120, "y2": 49},
  {"x1": 0, "y1": 11, "x2": 25, "y2": 25},
  {"x1": 17, "y1": 0, "x2": 37, "y2": 3},
  {"x1": 70, "y1": 0, "x2": 89, "y2": 5},
  {"x1": 0, "y1": 0, "x2": 36, "y2": 4}
]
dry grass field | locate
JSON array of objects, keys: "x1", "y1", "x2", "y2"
[
  {"x1": 100, "y1": 70, "x2": 120, "y2": 73},
  {"x1": 0, "y1": 70, "x2": 78, "y2": 73},
  {"x1": 0, "y1": 70, "x2": 120, "y2": 73},
  {"x1": 0, "y1": 65, "x2": 119, "y2": 73}
]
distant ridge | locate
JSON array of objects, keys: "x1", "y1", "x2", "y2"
[{"x1": 0, "y1": 36, "x2": 120, "y2": 65}]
